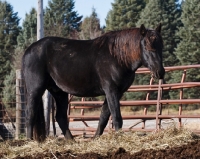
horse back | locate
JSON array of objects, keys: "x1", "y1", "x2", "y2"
[{"x1": 23, "y1": 36, "x2": 135, "y2": 97}]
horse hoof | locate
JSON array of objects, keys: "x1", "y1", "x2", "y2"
[
  {"x1": 64, "y1": 130, "x2": 74, "y2": 141},
  {"x1": 92, "y1": 134, "x2": 100, "y2": 140}
]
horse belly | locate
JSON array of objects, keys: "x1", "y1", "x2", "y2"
[{"x1": 51, "y1": 73, "x2": 104, "y2": 97}]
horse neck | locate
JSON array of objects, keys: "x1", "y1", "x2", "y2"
[
  {"x1": 131, "y1": 60, "x2": 142, "y2": 72},
  {"x1": 109, "y1": 30, "x2": 142, "y2": 69}
]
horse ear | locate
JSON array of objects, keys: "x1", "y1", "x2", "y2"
[
  {"x1": 140, "y1": 24, "x2": 147, "y2": 36},
  {"x1": 155, "y1": 23, "x2": 162, "y2": 33}
]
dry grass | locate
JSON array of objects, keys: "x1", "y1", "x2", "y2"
[
  {"x1": 183, "y1": 121, "x2": 200, "y2": 130},
  {"x1": 0, "y1": 124, "x2": 200, "y2": 158}
]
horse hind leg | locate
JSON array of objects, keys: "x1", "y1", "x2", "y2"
[
  {"x1": 26, "y1": 87, "x2": 46, "y2": 142},
  {"x1": 49, "y1": 89, "x2": 73, "y2": 141},
  {"x1": 24, "y1": 70, "x2": 48, "y2": 142}
]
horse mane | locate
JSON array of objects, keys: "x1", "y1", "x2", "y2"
[{"x1": 93, "y1": 28, "x2": 142, "y2": 66}]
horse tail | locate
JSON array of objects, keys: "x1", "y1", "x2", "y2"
[
  {"x1": 22, "y1": 45, "x2": 46, "y2": 142},
  {"x1": 33, "y1": 99, "x2": 46, "y2": 142}
]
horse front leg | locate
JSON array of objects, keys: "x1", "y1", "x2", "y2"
[
  {"x1": 104, "y1": 88, "x2": 122, "y2": 131},
  {"x1": 94, "y1": 99, "x2": 110, "y2": 138}
]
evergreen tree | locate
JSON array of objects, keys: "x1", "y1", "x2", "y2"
[
  {"x1": 79, "y1": 8, "x2": 104, "y2": 40},
  {"x1": 172, "y1": 0, "x2": 200, "y2": 104},
  {"x1": 15, "y1": 8, "x2": 37, "y2": 68},
  {"x1": 0, "y1": 1, "x2": 21, "y2": 52},
  {"x1": 0, "y1": 49, "x2": 11, "y2": 85},
  {"x1": 17, "y1": 8, "x2": 37, "y2": 49},
  {"x1": 2, "y1": 68, "x2": 15, "y2": 108},
  {"x1": 0, "y1": 1, "x2": 20, "y2": 91},
  {"x1": 105, "y1": 0, "x2": 146, "y2": 31},
  {"x1": 175, "y1": 0, "x2": 200, "y2": 66},
  {"x1": 44, "y1": 0, "x2": 82, "y2": 38},
  {"x1": 3, "y1": 8, "x2": 37, "y2": 108}
]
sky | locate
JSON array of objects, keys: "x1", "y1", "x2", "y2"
[
  {"x1": 6, "y1": 0, "x2": 114, "y2": 27},
  {"x1": 6, "y1": 0, "x2": 183, "y2": 27}
]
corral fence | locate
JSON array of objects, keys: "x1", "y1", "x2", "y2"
[{"x1": 0, "y1": 64, "x2": 200, "y2": 140}]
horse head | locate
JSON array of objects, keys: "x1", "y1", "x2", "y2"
[{"x1": 140, "y1": 23, "x2": 165, "y2": 79}]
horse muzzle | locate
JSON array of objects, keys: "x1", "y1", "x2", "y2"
[{"x1": 151, "y1": 67, "x2": 165, "y2": 79}]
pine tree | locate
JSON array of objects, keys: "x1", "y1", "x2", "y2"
[
  {"x1": 0, "y1": 1, "x2": 20, "y2": 108},
  {"x1": 172, "y1": 0, "x2": 200, "y2": 105},
  {"x1": 44, "y1": 0, "x2": 82, "y2": 38},
  {"x1": 105, "y1": 0, "x2": 146, "y2": 31},
  {"x1": 3, "y1": 8, "x2": 37, "y2": 108},
  {"x1": 0, "y1": 1, "x2": 20, "y2": 91},
  {"x1": 14, "y1": 8, "x2": 37, "y2": 68},
  {"x1": 17, "y1": 8, "x2": 37, "y2": 49},
  {"x1": 2, "y1": 68, "x2": 15, "y2": 108},
  {"x1": 0, "y1": 1, "x2": 21, "y2": 52},
  {"x1": 79, "y1": 8, "x2": 104, "y2": 40},
  {"x1": 175, "y1": 0, "x2": 200, "y2": 66}
]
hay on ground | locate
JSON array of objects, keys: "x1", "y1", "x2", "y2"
[{"x1": 0, "y1": 124, "x2": 200, "y2": 158}]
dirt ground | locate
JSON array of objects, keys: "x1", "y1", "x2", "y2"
[{"x1": 1, "y1": 140, "x2": 200, "y2": 159}]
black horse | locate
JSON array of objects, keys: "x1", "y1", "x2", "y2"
[{"x1": 22, "y1": 24, "x2": 165, "y2": 142}]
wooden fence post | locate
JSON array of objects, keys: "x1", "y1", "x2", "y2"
[
  {"x1": 16, "y1": 69, "x2": 25, "y2": 139},
  {"x1": 156, "y1": 79, "x2": 163, "y2": 130},
  {"x1": 179, "y1": 70, "x2": 186, "y2": 127}
]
